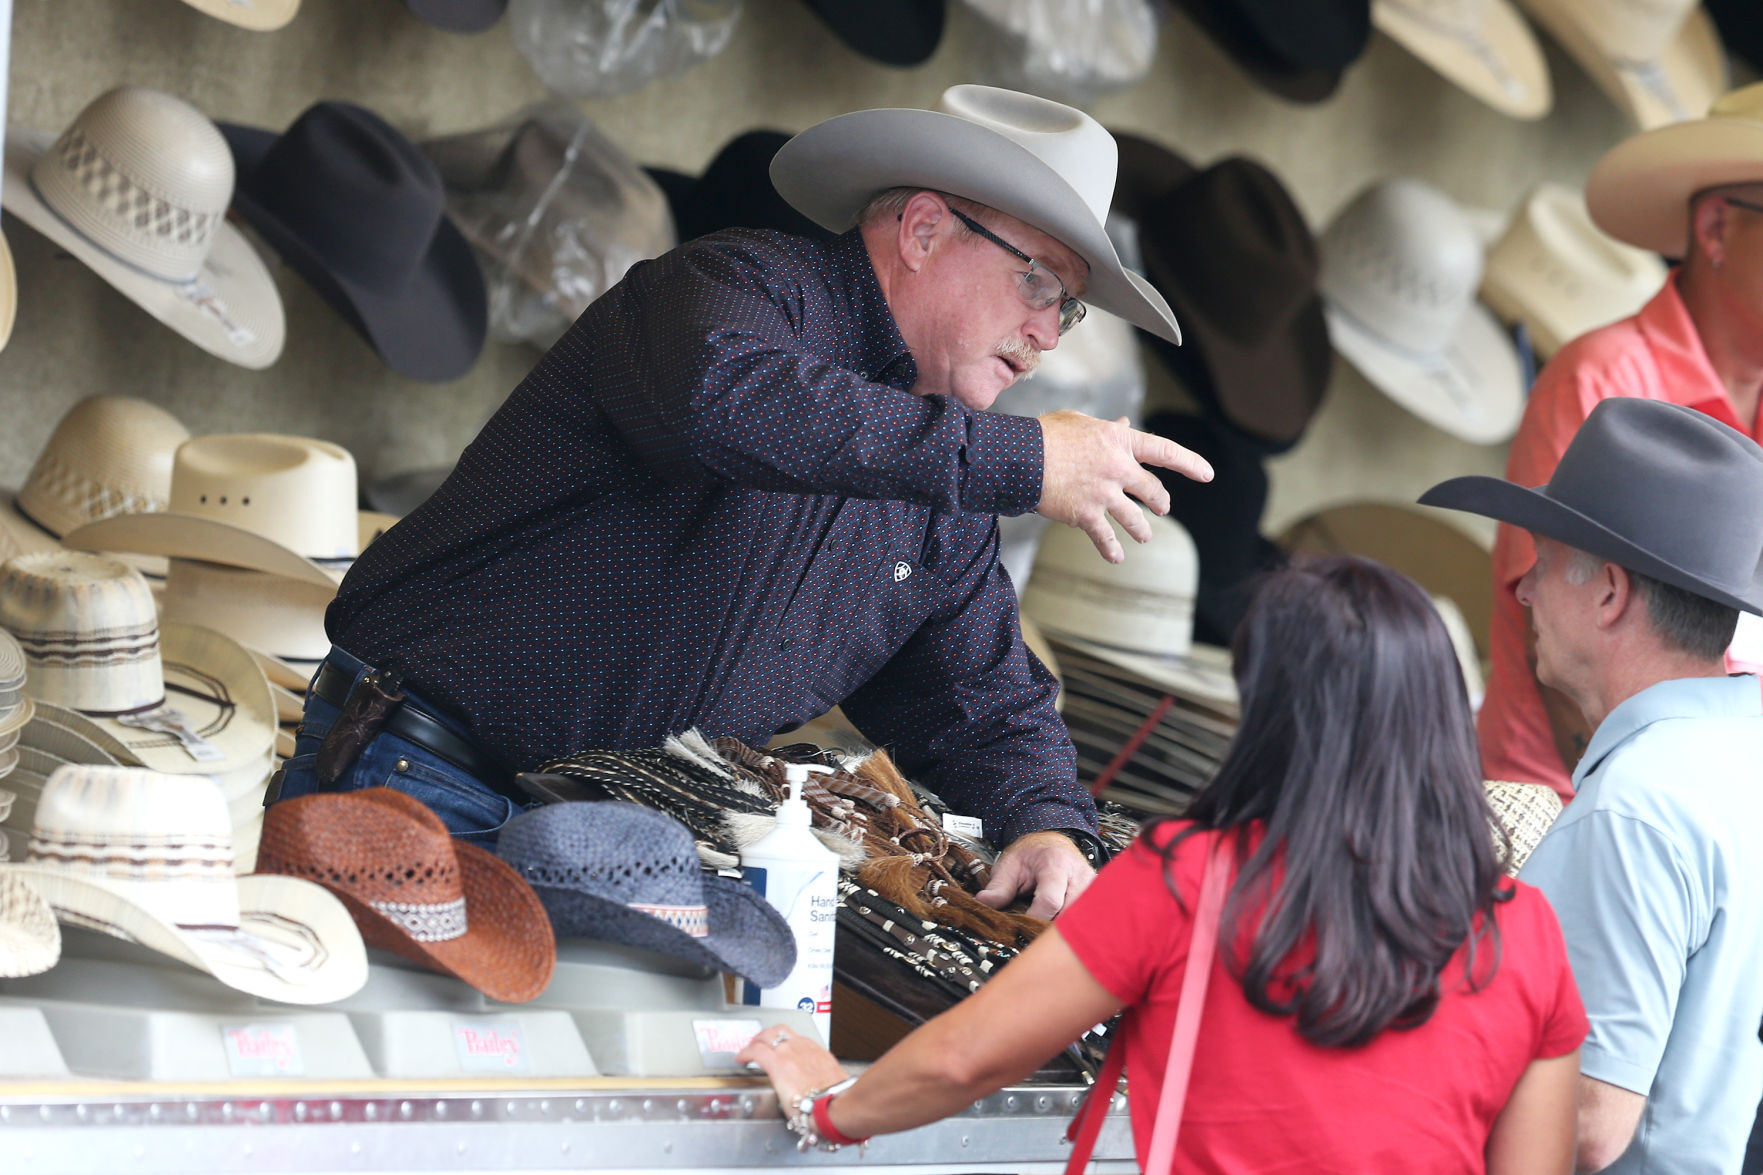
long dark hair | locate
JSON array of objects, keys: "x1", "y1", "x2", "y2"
[{"x1": 1155, "y1": 556, "x2": 1510, "y2": 1048}]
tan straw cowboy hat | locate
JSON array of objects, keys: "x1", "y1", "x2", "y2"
[
  {"x1": 769, "y1": 84, "x2": 1182, "y2": 344},
  {"x1": 0, "y1": 230, "x2": 16, "y2": 355},
  {"x1": 1514, "y1": 0, "x2": 1726, "y2": 130},
  {"x1": 0, "y1": 872, "x2": 59, "y2": 978},
  {"x1": 1372, "y1": 0, "x2": 1552, "y2": 120},
  {"x1": 1585, "y1": 81, "x2": 1763, "y2": 258},
  {"x1": 3, "y1": 87, "x2": 284, "y2": 368}
]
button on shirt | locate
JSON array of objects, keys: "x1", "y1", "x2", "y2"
[
  {"x1": 1520, "y1": 674, "x2": 1763, "y2": 1175},
  {"x1": 1482, "y1": 275, "x2": 1763, "y2": 798},
  {"x1": 327, "y1": 228, "x2": 1092, "y2": 846}
]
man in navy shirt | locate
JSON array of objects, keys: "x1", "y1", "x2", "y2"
[{"x1": 281, "y1": 86, "x2": 1208, "y2": 917}]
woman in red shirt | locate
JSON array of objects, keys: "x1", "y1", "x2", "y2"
[{"x1": 741, "y1": 557, "x2": 1586, "y2": 1173}]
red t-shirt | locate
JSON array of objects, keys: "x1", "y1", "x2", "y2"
[{"x1": 1058, "y1": 823, "x2": 1587, "y2": 1174}]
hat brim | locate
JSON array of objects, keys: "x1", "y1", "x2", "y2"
[
  {"x1": 1418, "y1": 475, "x2": 1763, "y2": 614},
  {"x1": 768, "y1": 108, "x2": 1181, "y2": 345},
  {"x1": 178, "y1": 0, "x2": 300, "y2": 31},
  {"x1": 1373, "y1": 0, "x2": 1552, "y2": 119},
  {"x1": 1172, "y1": 0, "x2": 1348, "y2": 103},
  {"x1": 221, "y1": 124, "x2": 488, "y2": 383},
  {"x1": 1325, "y1": 298, "x2": 1525, "y2": 445},
  {"x1": 1049, "y1": 634, "x2": 1239, "y2": 710},
  {"x1": 63, "y1": 512, "x2": 351, "y2": 589},
  {"x1": 247, "y1": 647, "x2": 318, "y2": 692},
  {"x1": 3, "y1": 133, "x2": 286, "y2": 370},
  {"x1": 1585, "y1": 114, "x2": 1763, "y2": 258},
  {"x1": 404, "y1": 0, "x2": 506, "y2": 33},
  {"x1": 530, "y1": 872, "x2": 796, "y2": 989},
  {"x1": 18, "y1": 707, "x2": 121, "y2": 765},
  {"x1": 1518, "y1": 0, "x2": 1726, "y2": 131},
  {"x1": 802, "y1": 0, "x2": 945, "y2": 65},
  {"x1": 0, "y1": 873, "x2": 61, "y2": 978},
  {"x1": 0, "y1": 230, "x2": 16, "y2": 354}
]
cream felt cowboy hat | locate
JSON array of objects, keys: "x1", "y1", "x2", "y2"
[
  {"x1": 0, "y1": 552, "x2": 275, "y2": 775},
  {"x1": 176, "y1": 0, "x2": 300, "y2": 31},
  {"x1": 769, "y1": 84, "x2": 1182, "y2": 345},
  {"x1": 1585, "y1": 82, "x2": 1763, "y2": 258},
  {"x1": 1, "y1": 764, "x2": 365, "y2": 1004},
  {"x1": 1481, "y1": 183, "x2": 1668, "y2": 356},
  {"x1": 1514, "y1": 0, "x2": 1726, "y2": 130},
  {"x1": 1319, "y1": 178, "x2": 1524, "y2": 445},
  {"x1": 0, "y1": 396, "x2": 191, "y2": 579},
  {"x1": 65, "y1": 434, "x2": 361, "y2": 589},
  {"x1": 3, "y1": 87, "x2": 284, "y2": 369},
  {"x1": 1372, "y1": 0, "x2": 1552, "y2": 120}
]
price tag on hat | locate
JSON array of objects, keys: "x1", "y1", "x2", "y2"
[{"x1": 116, "y1": 705, "x2": 227, "y2": 763}]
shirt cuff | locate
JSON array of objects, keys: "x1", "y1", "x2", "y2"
[
  {"x1": 995, "y1": 800, "x2": 1100, "y2": 848},
  {"x1": 960, "y1": 411, "x2": 1043, "y2": 516},
  {"x1": 1579, "y1": 1043, "x2": 1657, "y2": 1097}
]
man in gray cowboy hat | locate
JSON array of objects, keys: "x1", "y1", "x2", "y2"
[
  {"x1": 1421, "y1": 397, "x2": 1763, "y2": 1175},
  {"x1": 283, "y1": 85, "x2": 1211, "y2": 918}
]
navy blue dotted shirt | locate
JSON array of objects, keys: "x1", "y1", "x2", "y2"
[{"x1": 328, "y1": 228, "x2": 1092, "y2": 845}]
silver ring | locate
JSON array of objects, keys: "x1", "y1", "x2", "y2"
[{"x1": 771, "y1": 1031, "x2": 790, "y2": 1048}]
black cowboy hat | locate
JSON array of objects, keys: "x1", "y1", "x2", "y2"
[
  {"x1": 1707, "y1": 0, "x2": 1763, "y2": 72},
  {"x1": 221, "y1": 101, "x2": 488, "y2": 383},
  {"x1": 1113, "y1": 133, "x2": 1330, "y2": 455},
  {"x1": 648, "y1": 130, "x2": 834, "y2": 244},
  {"x1": 1172, "y1": 0, "x2": 1371, "y2": 103},
  {"x1": 1421, "y1": 398, "x2": 1763, "y2": 615},
  {"x1": 798, "y1": 0, "x2": 946, "y2": 66},
  {"x1": 405, "y1": 0, "x2": 505, "y2": 33}
]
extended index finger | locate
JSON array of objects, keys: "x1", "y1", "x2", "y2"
[{"x1": 1130, "y1": 430, "x2": 1214, "y2": 483}]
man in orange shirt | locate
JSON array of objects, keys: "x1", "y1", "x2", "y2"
[{"x1": 1481, "y1": 83, "x2": 1763, "y2": 799}]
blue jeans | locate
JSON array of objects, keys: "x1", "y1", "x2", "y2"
[{"x1": 274, "y1": 647, "x2": 528, "y2": 848}]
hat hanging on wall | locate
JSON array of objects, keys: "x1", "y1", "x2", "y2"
[
  {"x1": 1705, "y1": 0, "x2": 1763, "y2": 74},
  {"x1": 0, "y1": 231, "x2": 16, "y2": 354},
  {"x1": 1584, "y1": 81, "x2": 1763, "y2": 258},
  {"x1": 508, "y1": 0, "x2": 742, "y2": 99},
  {"x1": 175, "y1": 0, "x2": 299, "y2": 31},
  {"x1": 1513, "y1": 0, "x2": 1726, "y2": 130},
  {"x1": 1319, "y1": 178, "x2": 1524, "y2": 445},
  {"x1": 220, "y1": 101, "x2": 488, "y2": 382},
  {"x1": 405, "y1": 0, "x2": 506, "y2": 33},
  {"x1": 797, "y1": 0, "x2": 945, "y2": 66},
  {"x1": 960, "y1": 0, "x2": 1161, "y2": 104},
  {"x1": 651, "y1": 130, "x2": 834, "y2": 244},
  {"x1": 1171, "y1": 0, "x2": 1373, "y2": 104},
  {"x1": 3, "y1": 86, "x2": 286, "y2": 369},
  {"x1": 1480, "y1": 183, "x2": 1667, "y2": 359},
  {"x1": 1371, "y1": 0, "x2": 1552, "y2": 120}
]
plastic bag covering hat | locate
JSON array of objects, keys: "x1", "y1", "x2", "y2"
[
  {"x1": 960, "y1": 0, "x2": 1161, "y2": 104},
  {"x1": 423, "y1": 102, "x2": 675, "y2": 351},
  {"x1": 509, "y1": 0, "x2": 742, "y2": 99}
]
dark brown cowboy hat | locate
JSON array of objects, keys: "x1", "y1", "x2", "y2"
[{"x1": 1172, "y1": 0, "x2": 1371, "y2": 103}]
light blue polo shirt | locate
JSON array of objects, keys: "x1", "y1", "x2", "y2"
[{"x1": 1522, "y1": 674, "x2": 1763, "y2": 1175}]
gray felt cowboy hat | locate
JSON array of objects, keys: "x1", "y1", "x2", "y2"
[
  {"x1": 768, "y1": 84, "x2": 1182, "y2": 345},
  {"x1": 496, "y1": 801, "x2": 797, "y2": 988},
  {"x1": 1420, "y1": 397, "x2": 1763, "y2": 615}
]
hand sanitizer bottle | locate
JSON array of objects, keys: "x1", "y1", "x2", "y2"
[{"x1": 740, "y1": 764, "x2": 839, "y2": 1044}]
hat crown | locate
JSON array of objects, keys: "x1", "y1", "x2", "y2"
[
  {"x1": 1021, "y1": 509, "x2": 1198, "y2": 656},
  {"x1": 0, "y1": 551, "x2": 163, "y2": 715},
  {"x1": 169, "y1": 434, "x2": 360, "y2": 562},
  {"x1": 246, "y1": 101, "x2": 446, "y2": 295},
  {"x1": 17, "y1": 396, "x2": 190, "y2": 540},
  {"x1": 30, "y1": 87, "x2": 233, "y2": 283},
  {"x1": 1582, "y1": 0, "x2": 1695, "y2": 61},
  {"x1": 1320, "y1": 179, "x2": 1484, "y2": 355},
  {"x1": 498, "y1": 803, "x2": 710, "y2": 924},
  {"x1": 936, "y1": 85, "x2": 1117, "y2": 226},
  {"x1": 1380, "y1": 0, "x2": 1492, "y2": 32},
  {"x1": 162, "y1": 557, "x2": 334, "y2": 662},
  {"x1": 1547, "y1": 400, "x2": 1763, "y2": 594}
]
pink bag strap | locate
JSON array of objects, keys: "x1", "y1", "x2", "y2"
[{"x1": 1065, "y1": 838, "x2": 1232, "y2": 1174}]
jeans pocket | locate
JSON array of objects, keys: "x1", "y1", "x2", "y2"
[{"x1": 373, "y1": 753, "x2": 518, "y2": 846}]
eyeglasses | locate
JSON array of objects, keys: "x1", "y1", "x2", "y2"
[
  {"x1": 1726, "y1": 196, "x2": 1763, "y2": 216},
  {"x1": 948, "y1": 207, "x2": 1086, "y2": 334}
]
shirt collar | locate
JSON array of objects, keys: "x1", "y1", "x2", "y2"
[
  {"x1": 1636, "y1": 272, "x2": 1740, "y2": 421},
  {"x1": 1572, "y1": 673, "x2": 1763, "y2": 790},
  {"x1": 826, "y1": 229, "x2": 916, "y2": 389}
]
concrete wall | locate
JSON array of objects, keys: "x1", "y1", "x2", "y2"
[{"x1": 0, "y1": 0, "x2": 1692, "y2": 551}]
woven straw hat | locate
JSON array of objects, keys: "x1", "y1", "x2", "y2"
[
  {"x1": 0, "y1": 229, "x2": 16, "y2": 354},
  {"x1": 0, "y1": 396, "x2": 190, "y2": 577},
  {"x1": 0, "y1": 764, "x2": 366, "y2": 1002},
  {"x1": 497, "y1": 801, "x2": 797, "y2": 988},
  {"x1": 1372, "y1": 0, "x2": 1552, "y2": 120},
  {"x1": 1514, "y1": 0, "x2": 1725, "y2": 130},
  {"x1": 65, "y1": 435, "x2": 360, "y2": 589},
  {"x1": 1484, "y1": 780, "x2": 1563, "y2": 873},
  {"x1": 258, "y1": 788, "x2": 555, "y2": 1003},
  {"x1": 0, "y1": 872, "x2": 59, "y2": 978},
  {"x1": 1020, "y1": 508, "x2": 1237, "y2": 708},
  {"x1": 176, "y1": 0, "x2": 300, "y2": 31},
  {"x1": 1480, "y1": 184, "x2": 1668, "y2": 357},
  {"x1": 0, "y1": 629, "x2": 32, "y2": 741},
  {"x1": 161, "y1": 558, "x2": 335, "y2": 674},
  {"x1": 2, "y1": 87, "x2": 284, "y2": 369}
]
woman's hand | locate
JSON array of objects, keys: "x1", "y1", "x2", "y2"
[{"x1": 735, "y1": 1023, "x2": 850, "y2": 1108}]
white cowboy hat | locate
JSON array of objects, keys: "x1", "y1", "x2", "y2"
[
  {"x1": 1513, "y1": 0, "x2": 1725, "y2": 130},
  {"x1": 1585, "y1": 81, "x2": 1763, "y2": 258},
  {"x1": 0, "y1": 230, "x2": 17, "y2": 355},
  {"x1": 1480, "y1": 183, "x2": 1668, "y2": 356},
  {"x1": 768, "y1": 84, "x2": 1182, "y2": 344},
  {"x1": 3, "y1": 87, "x2": 284, "y2": 369},
  {"x1": 161, "y1": 557, "x2": 335, "y2": 670},
  {"x1": 0, "y1": 629, "x2": 30, "y2": 742},
  {"x1": 1372, "y1": 0, "x2": 1552, "y2": 120},
  {"x1": 1319, "y1": 178, "x2": 1524, "y2": 445},
  {"x1": 0, "y1": 764, "x2": 365, "y2": 1004},
  {"x1": 64, "y1": 434, "x2": 362, "y2": 589},
  {"x1": 0, "y1": 872, "x2": 59, "y2": 978},
  {"x1": 176, "y1": 0, "x2": 300, "y2": 31}
]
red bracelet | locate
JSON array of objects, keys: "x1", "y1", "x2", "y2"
[{"x1": 812, "y1": 1091, "x2": 869, "y2": 1147}]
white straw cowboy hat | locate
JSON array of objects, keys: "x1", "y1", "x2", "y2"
[
  {"x1": 0, "y1": 230, "x2": 17, "y2": 354},
  {"x1": 1020, "y1": 507, "x2": 1236, "y2": 708},
  {"x1": 1513, "y1": 0, "x2": 1726, "y2": 130},
  {"x1": 0, "y1": 396, "x2": 191, "y2": 577},
  {"x1": 176, "y1": 0, "x2": 300, "y2": 31},
  {"x1": 3, "y1": 87, "x2": 284, "y2": 369},
  {"x1": 1585, "y1": 81, "x2": 1763, "y2": 258},
  {"x1": 769, "y1": 84, "x2": 1183, "y2": 345},
  {"x1": 1372, "y1": 0, "x2": 1552, "y2": 120},
  {"x1": 65, "y1": 434, "x2": 362, "y2": 590},
  {"x1": 1481, "y1": 183, "x2": 1668, "y2": 357},
  {"x1": 0, "y1": 873, "x2": 59, "y2": 978},
  {"x1": 0, "y1": 552, "x2": 276, "y2": 776},
  {"x1": 1, "y1": 764, "x2": 365, "y2": 1003},
  {"x1": 1320, "y1": 178, "x2": 1524, "y2": 445}
]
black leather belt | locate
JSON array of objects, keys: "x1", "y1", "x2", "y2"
[{"x1": 310, "y1": 660, "x2": 508, "y2": 791}]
